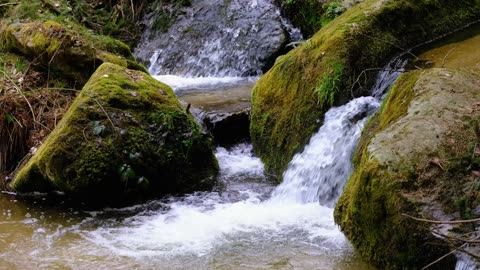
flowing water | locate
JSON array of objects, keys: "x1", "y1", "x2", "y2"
[
  {"x1": 0, "y1": 56, "x2": 402, "y2": 268},
  {"x1": 0, "y1": 142, "x2": 373, "y2": 269},
  {"x1": 0, "y1": 66, "x2": 396, "y2": 269},
  {"x1": 0, "y1": 0, "x2": 402, "y2": 266},
  {"x1": 1, "y1": 2, "x2": 477, "y2": 269},
  {"x1": 135, "y1": 0, "x2": 301, "y2": 77}
]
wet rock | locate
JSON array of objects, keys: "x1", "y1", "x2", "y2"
[
  {"x1": 250, "y1": 0, "x2": 480, "y2": 180},
  {"x1": 204, "y1": 109, "x2": 250, "y2": 147},
  {"x1": 135, "y1": 0, "x2": 291, "y2": 77},
  {"x1": 335, "y1": 68, "x2": 480, "y2": 269},
  {"x1": 11, "y1": 63, "x2": 219, "y2": 206}
]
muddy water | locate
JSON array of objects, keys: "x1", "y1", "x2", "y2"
[{"x1": 415, "y1": 23, "x2": 480, "y2": 71}]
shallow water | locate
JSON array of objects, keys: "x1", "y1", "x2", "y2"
[
  {"x1": 415, "y1": 22, "x2": 480, "y2": 71},
  {"x1": 0, "y1": 144, "x2": 374, "y2": 270},
  {"x1": 155, "y1": 75, "x2": 255, "y2": 114}
]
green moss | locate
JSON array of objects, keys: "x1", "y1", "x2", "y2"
[
  {"x1": 11, "y1": 63, "x2": 219, "y2": 206},
  {"x1": 335, "y1": 68, "x2": 480, "y2": 269},
  {"x1": 0, "y1": 19, "x2": 144, "y2": 85},
  {"x1": 251, "y1": 0, "x2": 480, "y2": 179},
  {"x1": 277, "y1": 0, "x2": 345, "y2": 37}
]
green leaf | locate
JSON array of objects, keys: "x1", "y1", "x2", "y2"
[
  {"x1": 126, "y1": 167, "x2": 135, "y2": 178},
  {"x1": 5, "y1": 114, "x2": 14, "y2": 123},
  {"x1": 93, "y1": 124, "x2": 105, "y2": 135}
]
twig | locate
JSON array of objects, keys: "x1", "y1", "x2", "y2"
[
  {"x1": 441, "y1": 46, "x2": 457, "y2": 68},
  {"x1": 350, "y1": 67, "x2": 404, "y2": 98},
  {"x1": 130, "y1": 0, "x2": 135, "y2": 19},
  {"x1": 0, "y1": 2, "x2": 19, "y2": 7},
  {"x1": 47, "y1": 35, "x2": 66, "y2": 89},
  {"x1": 422, "y1": 243, "x2": 467, "y2": 270},
  {"x1": 457, "y1": 247, "x2": 480, "y2": 260},
  {"x1": 91, "y1": 96, "x2": 116, "y2": 130},
  {"x1": 0, "y1": 70, "x2": 36, "y2": 122},
  {"x1": 11, "y1": 114, "x2": 23, "y2": 128},
  {"x1": 402, "y1": 214, "x2": 480, "y2": 224},
  {"x1": 358, "y1": 33, "x2": 418, "y2": 60},
  {"x1": 432, "y1": 229, "x2": 480, "y2": 244}
]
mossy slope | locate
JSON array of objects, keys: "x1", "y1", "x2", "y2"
[
  {"x1": 11, "y1": 63, "x2": 219, "y2": 205},
  {"x1": 0, "y1": 20, "x2": 146, "y2": 85},
  {"x1": 335, "y1": 68, "x2": 480, "y2": 269},
  {"x1": 250, "y1": 0, "x2": 480, "y2": 179}
]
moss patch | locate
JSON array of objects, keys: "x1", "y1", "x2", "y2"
[
  {"x1": 335, "y1": 68, "x2": 480, "y2": 269},
  {"x1": 0, "y1": 20, "x2": 145, "y2": 85},
  {"x1": 251, "y1": 0, "x2": 480, "y2": 179},
  {"x1": 11, "y1": 63, "x2": 219, "y2": 206}
]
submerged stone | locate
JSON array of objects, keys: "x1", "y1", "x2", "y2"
[
  {"x1": 335, "y1": 68, "x2": 480, "y2": 269},
  {"x1": 204, "y1": 109, "x2": 251, "y2": 147},
  {"x1": 250, "y1": 0, "x2": 480, "y2": 180},
  {"x1": 11, "y1": 63, "x2": 219, "y2": 205}
]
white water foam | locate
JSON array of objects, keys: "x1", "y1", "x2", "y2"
[
  {"x1": 81, "y1": 96, "x2": 382, "y2": 261},
  {"x1": 83, "y1": 145, "x2": 346, "y2": 258},
  {"x1": 216, "y1": 144, "x2": 265, "y2": 179},
  {"x1": 272, "y1": 97, "x2": 380, "y2": 207},
  {"x1": 153, "y1": 75, "x2": 257, "y2": 92}
]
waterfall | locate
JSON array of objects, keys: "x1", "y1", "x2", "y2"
[
  {"x1": 134, "y1": 0, "x2": 301, "y2": 77},
  {"x1": 272, "y1": 56, "x2": 407, "y2": 207},
  {"x1": 271, "y1": 96, "x2": 380, "y2": 207}
]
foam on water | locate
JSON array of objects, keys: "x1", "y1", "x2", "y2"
[
  {"x1": 83, "y1": 144, "x2": 346, "y2": 258},
  {"x1": 216, "y1": 144, "x2": 264, "y2": 179},
  {"x1": 271, "y1": 97, "x2": 380, "y2": 207},
  {"x1": 85, "y1": 198, "x2": 342, "y2": 258},
  {"x1": 153, "y1": 75, "x2": 257, "y2": 92},
  {"x1": 80, "y1": 95, "x2": 384, "y2": 261}
]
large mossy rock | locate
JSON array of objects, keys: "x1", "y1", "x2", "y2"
[
  {"x1": 11, "y1": 63, "x2": 219, "y2": 205},
  {"x1": 250, "y1": 0, "x2": 480, "y2": 179},
  {"x1": 335, "y1": 68, "x2": 480, "y2": 269},
  {"x1": 0, "y1": 20, "x2": 146, "y2": 85}
]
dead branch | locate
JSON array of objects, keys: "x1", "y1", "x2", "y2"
[
  {"x1": 402, "y1": 214, "x2": 480, "y2": 224},
  {"x1": 0, "y1": 2, "x2": 19, "y2": 8},
  {"x1": 441, "y1": 46, "x2": 457, "y2": 68},
  {"x1": 422, "y1": 243, "x2": 467, "y2": 270}
]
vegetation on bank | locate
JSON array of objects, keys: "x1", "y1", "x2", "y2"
[
  {"x1": 250, "y1": 0, "x2": 480, "y2": 180},
  {"x1": 275, "y1": 0, "x2": 349, "y2": 37}
]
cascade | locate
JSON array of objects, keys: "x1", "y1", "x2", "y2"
[
  {"x1": 135, "y1": 0, "x2": 302, "y2": 77},
  {"x1": 272, "y1": 57, "x2": 408, "y2": 207}
]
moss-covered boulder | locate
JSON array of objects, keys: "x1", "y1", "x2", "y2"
[
  {"x1": 10, "y1": 63, "x2": 219, "y2": 205},
  {"x1": 0, "y1": 20, "x2": 146, "y2": 85},
  {"x1": 250, "y1": 0, "x2": 480, "y2": 179},
  {"x1": 334, "y1": 68, "x2": 480, "y2": 269}
]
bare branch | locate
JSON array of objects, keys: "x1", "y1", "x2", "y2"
[{"x1": 402, "y1": 214, "x2": 480, "y2": 224}]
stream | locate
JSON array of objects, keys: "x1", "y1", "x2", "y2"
[
  {"x1": 0, "y1": 61, "x2": 396, "y2": 269},
  {"x1": 0, "y1": 1, "x2": 478, "y2": 269},
  {"x1": 0, "y1": 101, "x2": 375, "y2": 269}
]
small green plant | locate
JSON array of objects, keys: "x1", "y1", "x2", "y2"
[
  {"x1": 5, "y1": 114, "x2": 14, "y2": 123},
  {"x1": 325, "y1": 1, "x2": 346, "y2": 19},
  {"x1": 118, "y1": 163, "x2": 136, "y2": 184},
  {"x1": 314, "y1": 63, "x2": 343, "y2": 109},
  {"x1": 89, "y1": 120, "x2": 106, "y2": 136},
  {"x1": 15, "y1": 59, "x2": 26, "y2": 73}
]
